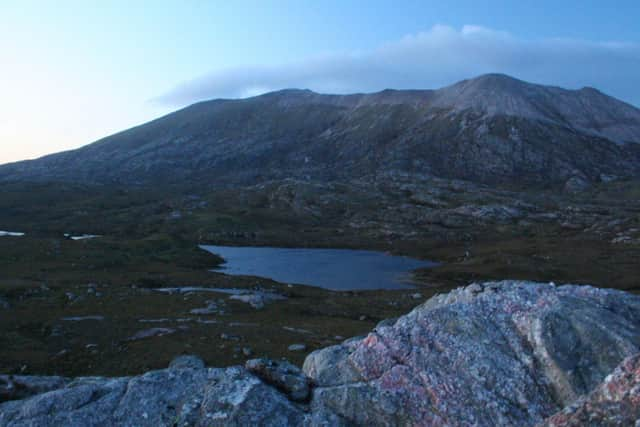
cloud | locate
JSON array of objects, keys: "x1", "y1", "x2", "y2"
[{"x1": 154, "y1": 25, "x2": 640, "y2": 107}]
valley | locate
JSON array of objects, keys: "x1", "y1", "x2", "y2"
[{"x1": 1, "y1": 175, "x2": 638, "y2": 377}]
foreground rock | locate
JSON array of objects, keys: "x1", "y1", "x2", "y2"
[
  {"x1": 245, "y1": 358, "x2": 311, "y2": 402},
  {"x1": 1, "y1": 281, "x2": 640, "y2": 426},
  {"x1": 304, "y1": 281, "x2": 640, "y2": 426},
  {"x1": 542, "y1": 353, "x2": 640, "y2": 427},
  {"x1": 0, "y1": 357, "x2": 305, "y2": 426},
  {"x1": 0, "y1": 376, "x2": 69, "y2": 402}
]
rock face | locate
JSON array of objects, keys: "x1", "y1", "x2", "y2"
[
  {"x1": 245, "y1": 358, "x2": 311, "y2": 402},
  {"x1": 304, "y1": 281, "x2": 640, "y2": 426},
  {"x1": 0, "y1": 359, "x2": 305, "y2": 426},
  {"x1": 2, "y1": 74, "x2": 639, "y2": 189},
  {"x1": 541, "y1": 353, "x2": 640, "y2": 427},
  {"x1": 169, "y1": 355, "x2": 206, "y2": 370},
  {"x1": 0, "y1": 376, "x2": 69, "y2": 403},
  {"x1": 2, "y1": 281, "x2": 640, "y2": 426}
]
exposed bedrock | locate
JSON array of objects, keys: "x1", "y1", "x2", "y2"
[{"x1": 2, "y1": 280, "x2": 640, "y2": 426}]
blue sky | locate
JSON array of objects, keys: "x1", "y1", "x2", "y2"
[{"x1": 1, "y1": 0, "x2": 639, "y2": 163}]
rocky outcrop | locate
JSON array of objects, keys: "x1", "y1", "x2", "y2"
[
  {"x1": 542, "y1": 353, "x2": 640, "y2": 427},
  {"x1": 0, "y1": 361, "x2": 305, "y2": 426},
  {"x1": 0, "y1": 376, "x2": 69, "y2": 403},
  {"x1": 2, "y1": 281, "x2": 640, "y2": 426},
  {"x1": 245, "y1": 358, "x2": 311, "y2": 402},
  {"x1": 303, "y1": 281, "x2": 640, "y2": 426}
]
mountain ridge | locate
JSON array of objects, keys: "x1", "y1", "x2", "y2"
[{"x1": 2, "y1": 73, "x2": 640, "y2": 189}]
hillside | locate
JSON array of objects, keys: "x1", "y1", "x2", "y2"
[{"x1": 2, "y1": 74, "x2": 640, "y2": 190}]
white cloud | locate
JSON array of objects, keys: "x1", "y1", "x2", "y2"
[{"x1": 154, "y1": 25, "x2": 640, "y2": 107}]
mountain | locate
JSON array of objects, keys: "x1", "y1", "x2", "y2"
[{"x1": 2, "y1": 74, "x2": 640, "y2": 189}]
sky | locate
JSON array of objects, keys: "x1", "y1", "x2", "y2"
[{"x1": 1, "y1": 1, "x2": 640, "y2": 164}]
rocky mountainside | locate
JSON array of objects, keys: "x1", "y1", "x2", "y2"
[
  {"x1": 1, "y1": 74, "x2": 640, "y2": 190},
  {"x1": 2, "y1": 281, "x2": 640, "y2": 426}
]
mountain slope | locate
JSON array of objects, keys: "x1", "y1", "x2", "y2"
[
  {"x1": 2, "y1": 74, "x2": 640, "y2": 189},
  {"x1": 433, "y1": 74, "x2": 640, "y2": 143}
]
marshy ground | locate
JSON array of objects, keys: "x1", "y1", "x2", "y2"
[{"x1": 0, "y1": 179, "x2": 638, "y2": 377}]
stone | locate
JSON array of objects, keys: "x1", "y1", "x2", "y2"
[
  {"x1": 0, "y1": 366, "x2": 305, "y2": 427},
  {"x1": 127, "y1": 327, "x2": 176, "y2": 341},
  {"x1": 190, "y1": 299, "x2": 221, "y2": 315},
  {"x1": 288, "y1": 344, "x2": 307, "y2": 352},
  {"x1": 245, "y1": 358, "x2": 311, "y2": 402},
  {"x1": 0, "y1": 375, "x2": 69, "y2": 403},
  {"x1": 374, "y1": 317, "x2": 397, "y2": 329},
  {"x1": 541, "y1": 353, "x2": 640, "y2": 427},
  {"x1": 169, "y1": 355, "x2": 205, "y2": 370},
  {"x1": 220, "y1": 333, "x2": 241, "y2": 341},
  {"x1": 229, "y1": 291, "x2": 286, "y2": 309},
  {"x1": 304, "y1": 281, "x2": 640, "y2": 426},
  {"x1": 62, "y1": 316, "x2": 105, "y2": 322},
  {"x1": 303, "y1": 343, "x2": 363, "y2": 387}
]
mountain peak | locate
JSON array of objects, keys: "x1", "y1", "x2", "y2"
[
  {"x1": 446, "y1": 73, "x2": 535, "y2": 96},
  {"x1": 465, "y1": 73, "x2": 527, "y2": 86},
  {"x1": 262, "y1": 88, "x2": 316, "y2": 97},
  {"x1": 428, "y1": 73, "x2": 544, "y2": 119}
]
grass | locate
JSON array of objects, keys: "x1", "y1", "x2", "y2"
[{"x1": 0, "y1": 179, "x2": 638, "y2": 377}]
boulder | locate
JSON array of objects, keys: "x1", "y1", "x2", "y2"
[
  {"x1": 169, "y1": 355, "x2": 206, "y2": 370},
  {"x1": 0, "y1": 376, "x2": 69, "y2": 403},
  {"x1": 190, "y1": 299, "x2": 222, "y2": 315},
  {"x1": 229, "y1": 291, "x2": 287, "y2": 309},
  {"x1": 304, "y1": 281, "x2": 640, "y2": 426},
  {"x1": 288, "y1": 344, "x2": 307, "y2": 352},
  {"x1": 541, "y1": 353, "x2": 640, "y2": 426},
  {"x1": 245, "y1": 358, "x2": 311, "y2": 402},
  {"x1": 0, "y1": 365, "x2": 305, "y2": 426},
  {"x1": 302, "y1": 339, "x2": 363, "y2": 387},
  {"x1": 127, "y1": 327, "x2": 176, "y2": 341}
]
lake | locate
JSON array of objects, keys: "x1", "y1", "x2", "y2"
[{"x1": 200, "y1": 245, "x2": 437, "y2": 291}]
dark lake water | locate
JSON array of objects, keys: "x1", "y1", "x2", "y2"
[{"x1": 200, "y1": 245, "x2": 437, "y2": 291}]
